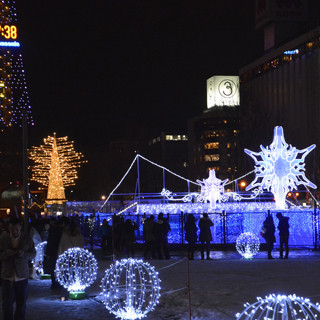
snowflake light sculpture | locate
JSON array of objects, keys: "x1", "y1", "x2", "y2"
[
  {"x1": 55, "y1": 247, "x2": 97, "y2": 299},
  {"x1": 236, "y1": 293, "x2": 320, "y2": 319},
  {"x1": 100, "y1": 258, "x2": 161, "y2": 320},
  {"x1": 32, "y1": 241, "x2": 47, "y2": 276},
  {"x1": 197, "y1": 169, "x2": 228, "y2": 209},
  {"x1": 236, "y1": 232, "x2": 260, "y2": 259},
  {"x1": 245, "y1": 126, "x2": 316, "y2": 209}
]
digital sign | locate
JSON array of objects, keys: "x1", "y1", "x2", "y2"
[
  {"x1": 207, "y1": 75, "x2": 240, "y2": 108},
  {"x1": 0, "y1": 25, "x2": 18, "y2": 40}
]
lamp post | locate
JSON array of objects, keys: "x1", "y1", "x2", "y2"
[{"x1": 22, "y1": 113, "x2": 29, "y2": 227}]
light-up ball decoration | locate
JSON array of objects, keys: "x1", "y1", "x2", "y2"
[
  {"x1": 55, "y1": 247, "x2": 97, "y2": 298},
  {"x1": 100, "y1": 258, "x2": 161, "y2": 320},
  {"x1": 236, "y1": 294, "x2": 320, "y2": 319},
  {"x1": 32, "y1": 241, "x2": 47, "y2": 275},
  {"x1": 236, "y1": 232, "x2": 260, "y2": 259}
]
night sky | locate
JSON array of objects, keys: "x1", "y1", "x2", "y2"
[{"x1": 14, "y1": 0, "x2": 263, "y2": 198}]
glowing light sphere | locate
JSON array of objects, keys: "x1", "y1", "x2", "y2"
[
  {"x1": 32, "y1": 241, "x2": 47, "y2": 275},
  {"x1": 55, "y1": 247, "x2": 97, "y2": 293},
  {"x1": 236, "y1": 232, "x2": 260, "y2": 259},
  {"x1": 100, "y1": 258, "x2": 161, "y2": 320},
  {"x1": 236, "y1": 294, "x2": 320, "y2": 319}
]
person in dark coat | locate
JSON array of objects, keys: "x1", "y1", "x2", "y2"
[
  {"x1": 153, "y1": 213, "x2": 171, "y2": 259},
  {"x1": 184, "y1": 214, "x2": 197, "y2": 260},
  {"x1": 198, "y1": 213, "x2": 213, "y2": 260},
  {"x1": 45, "y1": 217, "x2": 65, "y2": 289},
  {"x1": 143, "y1": 215, "x2": 156, "y2": 260},
  {"x1": 261, "y1": 213, "x2": 276, "y2": 259},
  {"x1": 276, "y1": 212, "x2": 290, "y2": 259},
  {"x1": 123, "y1": 219, "x2": 138, "y2": 258}
]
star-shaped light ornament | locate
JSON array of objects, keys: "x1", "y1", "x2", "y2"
[
  {"x1": 197, "y1": 169, "x2": 228, "y2": 209},
  {"x1": 244, "y1": 126, "x2": 316, "y2": 209}
]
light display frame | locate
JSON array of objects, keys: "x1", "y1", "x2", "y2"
[
  {"x1": 236, "y1": 232, "x2": 260, "y2": 259},
  {"x1": 100, "y1": 258, "x2": 161, "y2": 320},
  {"x1": 55, "y1": 247, "x2": 98, "y2": 295},
  {"x1": 236, "y1": 294, "x2": 320, "y2": 319}
]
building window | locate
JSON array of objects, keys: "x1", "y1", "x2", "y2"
[
  {"x1": 204, "y1": 142, "x2": 219, "y2": 149},
  {"x1": 165, "y1": 134, "x2": 188, "y2": 141},
  {"x1": 204, "y1": 154, "x2": 219, "y2": 162},
  {"x1": 227, "y1": 143, "x2": 232, "y2": 149},
  {"x1": 203, "y1": 130, "x2": 219, "y2": 138}
]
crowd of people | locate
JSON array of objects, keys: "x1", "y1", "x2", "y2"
[{"x1": 0, "y1": 211, "x2": 291, "y2": 319}]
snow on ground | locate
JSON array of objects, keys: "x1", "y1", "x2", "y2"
[{"x1": 2, "y1": 249, "x2": 320, "y2": 320}]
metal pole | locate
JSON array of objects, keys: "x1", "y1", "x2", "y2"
[
  {"x1": 137, "y1": 155, "x2": 140, "y2": 204},
  {"x1": 22, "y1": 114, "x2": 29, "y2": 228}
]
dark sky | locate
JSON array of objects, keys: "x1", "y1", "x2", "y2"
[
  {"x1": 17, "y1": 0, "x2": 262, "y2": 149},
  {"x1": 14, "y1": 1, "x2": 264, "y2": 198}
]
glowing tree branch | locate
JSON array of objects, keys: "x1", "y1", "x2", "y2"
[
  {"x1": 197, "y1": 169, "x2": 228, "y2": 209},
  {"x1": 29, "y1": 133, "x2": 87, "y2": 204},
  {"x1": 245, "y1": 126, "x2": 316, "y2": 210}
]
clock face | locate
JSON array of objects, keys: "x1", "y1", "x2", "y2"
[
  {"x1": 218, "y1": 79, "x2": 237, "y2": 98},
  {"x1": 0, "y1": 25, "x2": 18, "y2": 40}
]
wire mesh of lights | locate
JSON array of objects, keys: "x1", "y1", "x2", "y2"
[
  {"x1": 32, "y1": 241, "x2": 47, "y2": 275},
  {"x1": 55, "y1": 247, "x2": 97, "y2": 293},
  {"x1": 100, "y1": 258, "x2": 161, "y2": 320},
  {"x1": 236, "y1": 232, "x2": 260, "y2": 259},
  {"x1": 236, "y1": 294, "x2": 320, "y2": 319}
]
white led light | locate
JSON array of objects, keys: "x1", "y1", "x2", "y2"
[
  {"x1": 236, "y1": 232, "x2": 260, "y2": 259},
  {"x1": 101, "y1": 258, "x2": 161, "y2": 320},
  {"x1": 245, "y1": 126, "x2": 316, "y2": 209},
  {"x1": 32, "y1": 241, "x2": 47, "y2": 275},
  {"x1": 55, "y1": 247, "x2": 97, "y2": 292},
  {"x1": 236, "y1": 294, "x2": 320, "y2": 319}
]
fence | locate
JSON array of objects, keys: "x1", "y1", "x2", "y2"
[{"x1": 78, "y1": 209, "x2": 319, "y2": 248}]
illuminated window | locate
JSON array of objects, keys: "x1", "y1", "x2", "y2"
[
  {"x1": 227, "y1": 143, "x2": 231, "y2": 149},
  {"x1": 204, "y1": 142, "x2": 219, "y2": 149},
  {"x1": 203, "y1": 131, "x2": 219, "y2": 138},
  {"x1": 223, "y1": 120, "x2": 227, "y2": 124},
  {"x1": 165, "y1": 135, "x2": 188, "y2": 141},
  {"x1": 233, "y1": 130, "x2": 239, "y2": 136},
  {"x1": 204, "y1": 154, "x2": 219, "y2": 162}
]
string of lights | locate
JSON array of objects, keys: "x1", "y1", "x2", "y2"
[
  {"x1": 29, "y1": 133, "x2": 87, "y2": 203},
  {"x1": 0, "y1": 0, "x2": 33, "y2": 127}
]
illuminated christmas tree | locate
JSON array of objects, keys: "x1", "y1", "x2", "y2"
[
  {"x1": 29, "y1": 133, "x2": 87, "y2": 204},
  {"x1": 0, "y1": 0, "x2": 33, "y2": 128}
]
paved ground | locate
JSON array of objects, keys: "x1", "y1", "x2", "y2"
[{"x1": 1, "y1": 247, "x2": 320, "y2": 320}]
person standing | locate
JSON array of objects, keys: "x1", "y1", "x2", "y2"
[
  {"x1": 0, "y1": 217, "x2": 36, "y2": 320},
  {"x1": 184, "y1": 214, "x2": 197, "y2": 260},
  {"x1": 123, "y1": 219, "x2": 138, "y2": 258},
  {"x1": 153, "y1": 213, "x2": 171, "y2": 259},
  {"x1": 198, "y1": 213, "x2": 213, "y2": 260},
  {"x1": 261, "y1": 213, "x2": 276, "y2": 259},
  {"x1": 276, "y1": 212, "x2": 290, "y2": 259},
  {"x1": 143, "y1": 215, "x2": 156, "y2": 260}
]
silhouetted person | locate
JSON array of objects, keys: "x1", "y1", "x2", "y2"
[
  {"x1": 143, "y1": 215, "x2": 156, "y2": 260},
  {"x1": 199, "y1": 213, "x2": 213, "y2": 260},
  {"x1": 123, "y1": 219, "x2": 138, "y2": 258},
  {"x1": 154, "y1": 213, "x2": 171, "y2": 259},
  {"x1": 99, "y1": 219, "x2": 111, "y2": 251},
  {"x1": 262, "y1": 213, "x2": 276, "y2": 259},
  {"x1": 276, "y1": 212, "x2": 290, "y2": 259},
  {"x1": 45, "y1": 217, "x2": 64, "y2": 289},
  {"x1": 0, "y1": 217, "x2": 36, "y2": 320},
  {"x1": 185, "y1": 214, "x2": 198, "y2": 260}
]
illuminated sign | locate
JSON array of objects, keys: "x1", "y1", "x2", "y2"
[
  {"x1": 284, "y1": 49, "x2": 299, "y2": 55},
  {"x1": 0, "y1": 25, "x2": 18, "y2": 40},
  {"x1": 0, "y1": 41, "x2": 20, "y2": 47},
  {"x1": 207, "y1": 75, "x2": 240, "y2": 108}
]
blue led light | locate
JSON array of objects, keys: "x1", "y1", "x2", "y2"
[
  {"x1": 0, "y1": 41, "x2": 20, "y2": 47},
  {"x1": 284, "y1": 49, "x2": 299, "y2": 55}
]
